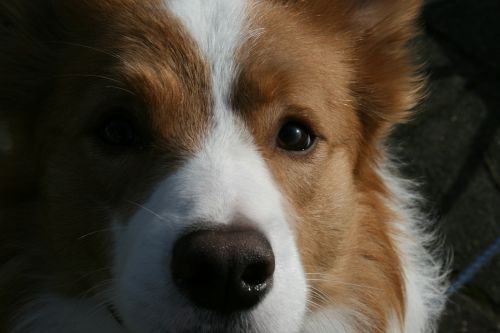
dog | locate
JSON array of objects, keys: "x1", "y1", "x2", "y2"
[{"x1": 0, "y1": 0, "x2": 447, "y2": 332}]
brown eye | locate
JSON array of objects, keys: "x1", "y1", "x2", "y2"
[
  {"x1": 277, "y1": 122, "x2": 315, "y2": 151},
  {"x1": 99, "y1": 117, "x2": 136, "y2": 146}
]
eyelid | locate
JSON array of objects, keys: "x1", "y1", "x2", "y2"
[
  {"x1": 279, "y1": 105, "x2": 326, "y2": 140},
  {"x1": 276, "y1": 116, "x2": 321, "y2": 142}
]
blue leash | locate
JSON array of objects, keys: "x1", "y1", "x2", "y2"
[{"x1": 447, "y1": 236, "x2": 500, "y2": 296}]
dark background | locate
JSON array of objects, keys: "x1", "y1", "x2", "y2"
[{"x1": 393, "y1": 0, "x2": 500, "y2": 331}]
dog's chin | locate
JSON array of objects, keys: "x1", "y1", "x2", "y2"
[
  {"x1": 115, "y1": 305, "x2": 268, "y2": 333},
  {"x1": 165, "y1": 312, "x2": 258, "y2": 333},
  {"x1": 113, "y1": 282, "x2": 307, "y2": 333}
]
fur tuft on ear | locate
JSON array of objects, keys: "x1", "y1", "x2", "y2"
[
  {"x1": 348, "y1": 0, "x2": 423, "y2": 34},
  {"x1": 349, "y1": 0, "x2": 425, "y2": 143},
  {"x1": 276, "y1": 0, "x2": 422, "y2": 34}
]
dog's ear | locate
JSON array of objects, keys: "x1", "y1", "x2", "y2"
[
  {"x1": 278, "y1": 0, "x2": 423, "y2": 35},
  {"x1": 281, "y1": 0, "x2": 425, "y2": 140},
  {"x1": 347, "y1": 0, "x2": 425, "y2": 142},
  {"x1": 347, "y1": 0, "x2": 423, "y2": 35}
]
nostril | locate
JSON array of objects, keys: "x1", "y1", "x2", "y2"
[
  {"x1": 171, "y1": 226, "x2": 275, "y2": 313},
  {"x1": 241, "y1": 261, "x2": 275, "y2": 287}
]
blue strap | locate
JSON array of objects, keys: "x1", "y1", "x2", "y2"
[{"x1": 447, "y1": 236, "x2": 500, "y2": 296}]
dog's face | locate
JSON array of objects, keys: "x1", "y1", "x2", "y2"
[{"x1": 0, "y1": 0, "x2": 424, "y2": 332}]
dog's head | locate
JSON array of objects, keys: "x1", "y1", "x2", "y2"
[{"x1": 0, "y1": 0, "x2": 424, "y2": 332}]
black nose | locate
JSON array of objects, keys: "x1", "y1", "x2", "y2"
[{"x1": 171, "y1": 225, "x2": 275, "y2": 313}]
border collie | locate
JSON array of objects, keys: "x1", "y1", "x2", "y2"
[{"x1": 0, "y1": 0, "x2": 447, "y2": 332}]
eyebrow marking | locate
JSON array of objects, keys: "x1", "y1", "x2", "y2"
[{"x1": 164, "y1": 0, "x2": 249, "y2": 122}]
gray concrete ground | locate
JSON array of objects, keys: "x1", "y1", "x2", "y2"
[{"x1": 393, "y1": 0, "x2": 500, "y2": 331}]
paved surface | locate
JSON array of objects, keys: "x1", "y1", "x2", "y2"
[{"x1": 393, "y1": 0, "x2": 500, "y2": 331}]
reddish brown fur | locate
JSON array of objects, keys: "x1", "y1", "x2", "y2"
[
  {"x1": 1, "y1": 0, "x2": 424, "y2": 332},
  {"x1": 0, "y1": 0, "x2": 212, "y2": 330},
  {"x1": 234, "y1": 1, "x2": 424, "y2": 331}
]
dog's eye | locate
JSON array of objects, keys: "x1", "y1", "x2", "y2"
[
  {"x1": 277, "y1": 122, "x2": 315, "y2": 151},
  {"x1": 99, "y1": 117, "x2": 136, "y2": 146}
]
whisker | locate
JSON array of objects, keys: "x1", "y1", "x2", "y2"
[
  {"x1": 306, "y1": 299, "x2": 323, "y2": 311},
  {"x1": 309, "y1": 286, "x2": 331, "y2": 305},
  {"x1": 306, "y1": 271, "x2": 384, "y2": 292},
  {"x1": 104, "y1": 85, "x2": 136, "y2": 96},
  {"x1": 80, "y1": 279, "x2": 114, "y2": 300},
  {"x1": 86, "y1": 294, "x2": 116, "y2": 321},
  {"x1": 125, "y1": 200, "x2": 170, "y2": 223},
  {"x1": 307, "y1": 277, "x2": 383, "y2": 292},
  {"x1": 78, "y1": 227, "x2": 119, "y2": 240}
]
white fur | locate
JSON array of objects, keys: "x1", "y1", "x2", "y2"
[
  {"x1": 13, "y1": 1, "x2": 307, "y2": 332},
  {"x1": 299, "y1": 157, "x2": 448, "y2": 333},
  {"x1": 167, "y1": 0, "x2": 248, "y2": 124},
  {"x1": 301, "y1": 309, "x2": 367, "y2": 333},
  {"x1": 13, "y1": 156, "x2": 447, "y2": 333},
  {"x1": 379, "y1": 159, "x2": 448, "y2": 333},
  {"x1": 110, "y1": 1, "x2": 308, "y2": 332},
  {"x1": 12, "y1": 1, "x2": 447, "y2": 331},
  {"x1": 111, "y1": 120, "x2": 308, "y2": 333}
]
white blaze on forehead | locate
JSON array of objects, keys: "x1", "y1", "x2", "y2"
[
  {"x1": 165, "y1": 0, "x2": 249, "y2": 121},
  {"x1": 161, "y1": 0, "x2": 274, "y2": 223},
  {"x1": 113, "y1": 2, "x2": 307, "y2": 331}
]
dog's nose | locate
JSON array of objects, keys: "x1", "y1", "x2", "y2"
[{"x1": 171, "y1": 225, "x2": 275, "y2": 313}]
